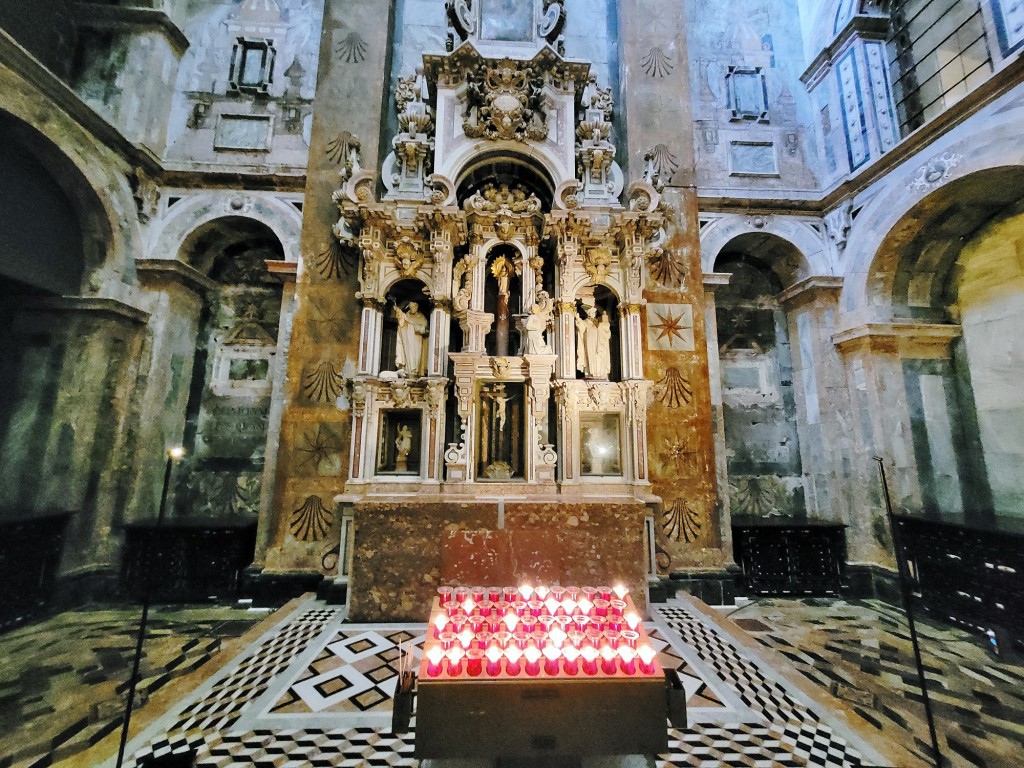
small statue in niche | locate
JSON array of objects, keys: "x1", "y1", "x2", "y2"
[
  {"x1": 523, "y1": 291, "x2": 554, "y2": 355},
  {"x1": 394, "y1": 301, "x2": 429, "y2": 376},
  {"x1": 395, "y1": 424, "x2": 413, "y2": 473},
  {"x1": 575, "y1": 304, "x2": 612, "y2": 379}
]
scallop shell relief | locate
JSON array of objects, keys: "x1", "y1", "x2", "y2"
[{"x1": 654, "y1": 367, "x2": 692, "y2": 408}]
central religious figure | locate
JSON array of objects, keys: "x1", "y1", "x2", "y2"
[
  {"x1": 394, "y1": 301, "x2": 429, "y2": 376},
  {"x1": 576, "y1": 305, "x2": 612, "y2": 379}
]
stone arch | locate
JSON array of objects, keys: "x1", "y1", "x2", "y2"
[
  {"x1": 0, "y1": 104, "x2": 139, "y2": 295},
  {"x1": 701, "y1": 217, "x2": 826, "y2": 286},
  {"x1": 841, "y1": 115, "x2": 1024, "y2": 324},
  {"x1": 148, "y1": 192, "x2": 303, "y2": 266},
  {"x1": 453, "y1": 148, "x2": 559, "y2": 206}
]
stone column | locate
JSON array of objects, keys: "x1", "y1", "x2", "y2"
[
  {"x1": 555, "y1": 300, "x2": 577, "y2": 380},
  {"x1": 833, "y1": 322, "x2": 962, "y2": 565},
  {"x1": 619, "y1": 302, "x2": 644, "y2": 380},
  {"x1": 777, "y1": 277, "x2": 845, "y2": 525},
  {"x1": 357, "y1": 300, "x2": 384, "y2": 375},
  {"x1": 428, "y1": 305, "x2": 451, "y2": 377},
  {"x1": 702, "y1": 273, "x2": 733, "y2": 563},
  {"x1": 620, "y1": 0, "x2": 720, "y2": 570},
  {"x1": 266, "y1": 0, "x2": 396, "y2": 575}
]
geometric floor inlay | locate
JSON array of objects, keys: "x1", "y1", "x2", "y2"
[{"x1": 113, "y1": 597, "x2": 900, "y2": 768}]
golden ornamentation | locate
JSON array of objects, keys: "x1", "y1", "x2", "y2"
[
  {"x1": 653, "y1": 367, "x2": 692, "y2": 408},
  {"x1": 290, "y1": 495, "x2": 333, "y2": 542}
]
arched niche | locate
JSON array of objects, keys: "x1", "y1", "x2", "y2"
[
  {"x1": 172, "y1": 216, "x2": 287, "y2": 522},
  {"x1": 483, "y1": 243, "x2": 525, "y2": 357},
  {"x1": 380, "y1": 278, "x2": 433, "y2": 376},
  {"x1": 455, "y1": 151, "x2": 556, "y2": 210},
  {"x1": 712, "y1": 242, "x2": 805, "y2": 519},
  {"x1": 574, "y1": 283, "x2": 620, "y2": 382}
]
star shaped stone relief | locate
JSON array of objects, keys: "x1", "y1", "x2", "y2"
[{"x1": 647, "y1": 304, "x2": 695, "y2": 351}]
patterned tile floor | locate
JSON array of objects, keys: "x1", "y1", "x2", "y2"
[
  {"x1": 0, "y1": 605, "x2": 266, "y2": 768},
  {"x1": 734, "y1": 598, "x2": 1024, "y2": 768},
  {"x1": 111, "y1": 597, "x2": 893, "y2": 768}
]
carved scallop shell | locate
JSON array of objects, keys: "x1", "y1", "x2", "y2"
[
  {"x1": 647, "y1": 247, "x2": 687, "y2": 289},
  {"x1": 314, "y1": 240, "x2": 356, "y2": 279},
  {"x1": 336, "y1": 32, "x2": 368, "y2": 64},
  {"x1": 641, "y1": 46, "x2": 674, "y2": 78},
  {"x1": 303, "y1": 361, "x2": 345, "y2": 403},
  {"x1": 662, "y1": 499, "x2": 704, "y2": 543},
  {"x1": 654, "y1": 367, "x2": 693, "y2": 408},
  {"x1": 290, "y1": 495, "x2": 333, "y2": 542}
]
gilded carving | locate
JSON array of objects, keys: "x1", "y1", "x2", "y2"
[{"x1": 463, "y1": 60, "x2": 548, "y2": 142}]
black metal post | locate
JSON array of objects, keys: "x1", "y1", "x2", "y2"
[
  {"x1": 874, "y1": 457, "x2": 943, "y2": 768},
  {"x1": 116, "y1": 448, "x2": 182, "y2": 768}
]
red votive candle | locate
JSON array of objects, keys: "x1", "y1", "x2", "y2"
[
  {"x1": 593, "y1": 598, "x2": 610, "y2": 617},
  {"x1": 477, "y1": 599, "x2": 494, "y2": 617},
  {"x1": 527, "y1": 600, "x2": 544, "y2": 617},
  {"x1": 618, "y1": 645, "x2": 637, "y2": 675},
  {"x1": 513, "y1": 629, "x2": 530, "y2": 649},
  {"x1": 567, "y1": 629, "x2": 586, "y2": 648},
  {"x1": 600, "y1": 644, "x2": 618, "y2": 674},
  {"x1": 466, "y1": 648, "x2": 484, "y2": 677},
  {"x1": 621, "y1": 629, "x2": 640, "y2": 649},
  {"x1": 487, "y1": 586, "x2": 502, "y2": 603},
  {"x1": 505, "y1": 645, "x2": 523, "y2": 676},
  {"x1": 637, "y1": 643, "x2": 658, "y2": 674},
  {"x1": 520, "y1": 615, "x2": 536, "y2": 633},
  {"x1": 476, "y1": 630, "x2": 493, "y2": 649},
  {"x1": 542, "y1": 644, "x2": 561, "y2": 675},
  {"x1": 596, "y1": 585, "x2": 612, "y2": 601},
  {"x1": 530, "y1": 629, "x2": 547, "y2": 649},
  {"x1": 493, "y1": 630, "x2": 513, "y2": 649},
  {"x1": 437, "y1": 586, "x2": 454, "y2": 605},
  {"x1": 451, "y1": 615, "x2": 467, "y2": 634},
  {"x1": 524, "y1": 646, "x2": 542, "y2": 676},
  {"x1": 609, "y1": 599, "x2": 626, "y2": 616},
  {"x1": 426, "y1": 645, "x2": 444, "y2": 677},
  {"x1": 562, "y1": 644, "x2": 581, "y2": 675},
  {"x1": 555, "y1": 615, "x2": 573, "y2": 632},
  {"x1": 551, "y1": 585, "x2": 566, "y2": 601},
  {"x1": 565, "y1": 585, "x2": 581, "y2": 601},
  {"x1": 580, "y1": 645, "x2": 600, "y2": 675},
  {"x1": 447, "y1": 646, "x2": 465, "y2": 676},
  {"x1": 605, "y1": 629, "x2": 621, "y2": 649},
  {"x1": 581, "y1": 586, "x2": 598, "y2": 602},
  {"x1": 485, "y1": 644, "x2": 504, "y2": 676},
  {"x1": 585, "y1": 628, "x2": 603, "y2": 647},
  {"x1": 503, "y1": 586, "x2": 518, "y2": 602},
  {"x1": 470, "y1": 586, "x2": 486, "y2": 603},
  {"x1": 454, "y1": 585, "x2": 469, "y2": 603},
  {"x1": 572, "y1": 613, "x2": 590, "y2": 632},
  {"x1": 608, "y1": 616, "x2": 623, "y2": 633},
  {"x1": 537, "y1": 614, "x2": 555, "y2": 632},
  {"x1": 469, "y1": 615, "x2": 484, "y2": 633},
  {"x1": 439, "y1": 631, "x2": 456, "y2": 650},
  {"x1": 494, "y1": 599, "x2": 511, "y2": 617}
]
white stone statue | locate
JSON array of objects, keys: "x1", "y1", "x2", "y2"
[
  {"x1": 395, "y1": 424, "x2": 413, "y2": 472},
  {"x1": 523, "y1": 291, "x2": 554, "y2": 355},
  {"x1": 575, "y1": 305, "x2": 612, "y2": 379},
  {"x1": 394, "y1": 301, "x2": 429, "y2": 376}
]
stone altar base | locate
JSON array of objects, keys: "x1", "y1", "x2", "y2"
[{"x1": 346, "y1": 499, "x2": 651, "y2": 622}]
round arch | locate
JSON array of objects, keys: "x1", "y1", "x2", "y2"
[
  {"x1": 700, "y1": 215, "x2": 827, "y2": 283},
  {"x1": 840, "y1": 114, "x2": 1024, "y2": 325},
  {"x1": 147, "y1": 193, "x2": 303, "y2": 266}
]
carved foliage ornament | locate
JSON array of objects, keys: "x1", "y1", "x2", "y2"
[{"x1": 464, "y1": 60, "x2": 548, "y2": 142}]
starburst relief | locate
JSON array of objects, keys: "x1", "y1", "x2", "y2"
[{"x1": 647, "y1": 305, "x2": 694, "y2": 351}]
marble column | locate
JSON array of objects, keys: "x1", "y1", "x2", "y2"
[{"x1": 702, "y1": 273, "x2": 734, "y2": 565}]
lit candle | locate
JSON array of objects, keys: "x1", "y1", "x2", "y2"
[
  {"x1": 466, "y1": 648, "x2": 484, "y2": 677},
  {"x1": 548, "y1": 626, "x2": 568, "y2": 648},
  {"x1": 565, "y1": 585, "x2": 581, "y2": 601},
  {"x1": 637, "y1": 643, "x2": 658, "y2": 674},
  {"x1": 567, "y1": 629, "x2": 586, "y2": 648},
  {"x1": 572, "y1": 613, "x2": 589, "y2": 632},
  {"x1": 578, "y1": 597, "x2": 594, "y2": 616},
  {"x1": 542, "y1": 643, "x2": 561, "y2": 675},
  {"x1": 613, "y1": 584, "x2": 629, "y2": 600},
  {"x1": 561, "y1": 597, "x2": 577, "y2": 615},
  {"x1": 458, "y1": 627, "x2": 475, "y2": 649},
  {"x1": 502, "y1": 612, "x2": 519, "y2": 632},
  {"x1": 454, "y1": 585, "x2": 469, "y2": 603},
  {"x1": 605, "y1": 629, "x2": 621, "y2": 649},
  {"x1": 447, "y1": 646, "x2": 465, "y2": 676},
  {"x1": 519, "y1": 584, "x2": 534, "y2": 601},
  {"x1": 624, "y1": 610, "x2": 641, "y2": 631},
  {"x1": 437, "y1": 586, "x2": 454, "y2": 605},
  {"x1": 596, "y1": 585, "x2": 612, "y2": 601},
  {"x1": 562, "y1": 644, "x2": 581, "y2": 675},
  {"x1": 600, "y1": 644, "x2": 618, "y2": 675},
  {"x1": 580, "y1": 645, "x2": 600, "y2": 675},
  {"x1": 462, "y1": 597, "x2": 476, "y2": 614},
  {"x1": 618, "y1": 645, "x2": 637, "y2": 675},
  {"x1": 433, "y1": 611, "x2": 449, "y2": 638},
  {"x1": 439, "y1": 631, "x2": 456, "y2": 650},
  {"x1": 505, "y1": 644, "x2": 523, "y2": 675},
  {"x1": 544, "y1": 596, "x2": 560, "y2": 616},
  {"x1": 485, "y1": 644, "x2": 504, "y2": 676},
  {"x1": 513, "y1": 629, "x2": 530, "y2": 649},
  {"x1": 535, "y1": 585, "x2": 550, "y2": 600},
  {"x1": 426, "y1": 645, "x2": 445, "y2": 677},
  {"x1": 593, "y1": 598, "x2": 610, "y2": 617},
  {"x1": 620, "y1": 629, "x2": 640, "y2": 649},
  {"x1": 527, "y1": 600, "x2": 544, "y2": 617},
  {"x1": 487, "y1": 586, "x2": 502, "y2": 603},
  {"x1": 493, "y1": 630, "x2": 513, "y2": 649},
  {"x1": 609, "y1": 599, "x2": 626, "y2": 617},
  {"x1": 524, "y1": 645, "x2": 542, "y2": 676}
]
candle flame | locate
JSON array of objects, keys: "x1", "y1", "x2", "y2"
[
  {"x1": 544, "y1": 596, "x2": 560, "y2": 614},
  {"x1": 502, "y1": 612, "x2": 518, "y2": 631},
  {"x1": 485, "y1": 645, "x2": 503, "y2": 664},
  {"x1": 580, "y1": 645, "x2": 600, "y2": 662},
  {"x1": 462, "y1": 597, "x2": 476, "y2": 613},
  {"x1": 562, "y1": 645, "x2": 581, "y2": 662},
  {"x1": 524, "y1": 646, "x2": 543, "y2": 664},
  {"x1": 519, "y1": 584, "x2": 534, "y2": 600},
  {"x1": 624, "y1": 610, "x2": 641, "y2": 630},
  {"x1": 535, "y1": 585, "x2": 550, "y2": 600},
  {"x1": 542, "y1": 644, "x2": 561, "y2": 661},
  {"x1": 433, "y1": 613, "x2": 448, "y2": 632},
  {"x1": 426, "y1": 646, "x2": 445, "y2": 665},
  {"x1": 618, "y1": 645, "x2": 637, "y2": 663},
  {"x1": 505, "y1": 645, "x2": 523, "y2": 664},
  {"x1": 637, "y1": 644, "x2": 657, "y2": 666},
  {"x1": 578, "y1": 598, "x2": 594, "y2": 615},
  {"x1": 613, "y1": 584, "x2": 629, "y2": 599},
  {"x1": 448, "y1": 646, "x2": 465, "y2": 664},
  {"x1": 561, "y1": 598, "x2": 577, "y2": 614},
  {"x1": 600, "y1": 644, "x2": 618, "y2": 662},
  {"x1": 549, "y1": 627, "x2": 567, "y2": 647}
]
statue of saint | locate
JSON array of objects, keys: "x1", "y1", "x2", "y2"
[
  {"x1": 395, "y1": 424, "x2": 413, "y2": 472},
  {"x1": 394, "y1": 301, "x2": 429, "y2": 376},
  {"x1": 575, "y1": 305, "x2": 612, "y2": 379},
  {"x1": 523, "y1": 291, "x2": 553, "y2": 355}
]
